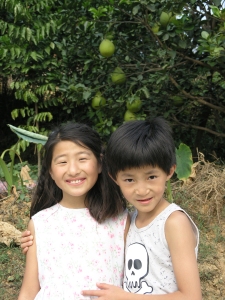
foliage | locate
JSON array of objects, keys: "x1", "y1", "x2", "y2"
[
  {"x1": 8, "y1": 124, "x2": 47, "y2": 146},
  {"x1": 1, "y1": 0, "x2": 225, "y2": 158},
  {"x1": 167, "y1": 143, "x2": 193, "y2": 202},
  {"x1": 0, "y1": 144, "x2": 21, "y2": 194},
  {"x1": 175, "y1": 143, "x2": 193, "y2": 181}
]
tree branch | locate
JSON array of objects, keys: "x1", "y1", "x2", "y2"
[
  {"x1": 169, "y1": 76, "x2": 225, "y2": 114},
  {"x1": 172, "y1": 116, "x2": 225, "y2": 137}
]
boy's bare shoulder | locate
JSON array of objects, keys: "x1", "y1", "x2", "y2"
[
  {"x1": 166, "y1": 210, "x2": 192, "y2": 229},
  {"x1": 165, "y1": 210, "x2": 196, "y2": 246}
]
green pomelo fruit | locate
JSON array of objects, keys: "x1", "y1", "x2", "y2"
[
  {"x1": 126, "y1": 97, "x2": 142, "y2": 113},
  {"x1": 91, "y1": 93, "x2": 106, "y2": 110},
  {"x1": 111, "y1": 67, "x2": 126, "y2": 85},
  {"x1": 99, "y1": 39, "x2": 115, "y2": 58},
  {"x1": 160, "y1": 12, "x2": 171, "y2": 27},
  {"x1": 169, "y1": 15, "x2": 176, "y2": 24},
  {"x1": 111, "y1": 126, "x2": 118, "y2": 132},
  {"x1": 172, "y1": 96, "x2": 183, "y2": 106},
  {"x1": 152, "y1": 24, "x2": 160, "y2": 34},
  {"x1": 124, "y1": 110, "x2": 136, "y2": 121}
]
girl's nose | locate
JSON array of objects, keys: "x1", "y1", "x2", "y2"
[{"x1": 67, "y1": 162, "x2": 80, "y2": 175}]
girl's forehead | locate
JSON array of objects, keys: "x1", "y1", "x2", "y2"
[{"x1": 52, "y1": 140, "x2": 91, "y2": 155}]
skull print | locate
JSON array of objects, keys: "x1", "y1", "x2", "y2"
[{"x1": 124, "y1": 243, "x2": 152, "y2": 294}]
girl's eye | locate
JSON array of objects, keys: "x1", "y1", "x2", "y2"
[
  {"x1": 149, "y1": 175, "x2": 156, "y2": 180},
  {"x1": 79, "y1": 157, "x2": 87, "y2": 161}
]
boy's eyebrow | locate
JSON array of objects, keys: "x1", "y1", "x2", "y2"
[{"x1": 120, "y1": 169, "x2": 159, "y2": 177}]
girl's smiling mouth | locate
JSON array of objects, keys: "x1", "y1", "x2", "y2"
[{"x1": 66, "y1": 178, "x2": 85, "y2": 185}]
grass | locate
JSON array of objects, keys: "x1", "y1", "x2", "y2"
[{"x1": 0, "y1": 244, "x2": 25, "y2": 300}]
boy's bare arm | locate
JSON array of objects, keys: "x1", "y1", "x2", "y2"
[{"x1": 18, "y1": 220, "x2": 40, "y2": 299}]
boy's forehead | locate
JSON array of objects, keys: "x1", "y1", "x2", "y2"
[{"x1": 118, "y1": 165, "x2": 161, "y2": 174}]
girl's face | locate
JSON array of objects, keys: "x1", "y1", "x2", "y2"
[{"x1": 49, "y1": 140, "x2": 101, "y2": 208}]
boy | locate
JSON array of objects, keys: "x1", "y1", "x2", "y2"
[{"x1": 82, "y1": 117, "x2": 202, "y2": 299}]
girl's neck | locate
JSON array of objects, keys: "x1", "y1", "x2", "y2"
[
  {"x1": 59, "y1": 200, "x2": 86, "y2": 209},
  {"x1": 59, "y1": 193, "x2": 87, "y2": 209}
]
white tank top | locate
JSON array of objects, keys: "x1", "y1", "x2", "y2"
[
  {"x1": 123, "y1": 203, "x2": 199, "y2": 295},
  {"x1": 32, "y1": 203, "x2": 128, "y2": 299}
]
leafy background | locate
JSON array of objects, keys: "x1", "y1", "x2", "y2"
[{"x1": 0, "y1": 0, "x2": 225, "y2": 163}]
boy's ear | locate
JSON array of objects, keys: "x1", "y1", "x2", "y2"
[{"x1": 166, "y1": 164, "x2": 176, "y2": 181}]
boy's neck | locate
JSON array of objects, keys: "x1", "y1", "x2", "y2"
[{"x1": 135, "y1": 198, "x2": 170, "y2": 228}]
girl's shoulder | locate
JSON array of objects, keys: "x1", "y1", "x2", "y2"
[
  {"x1": 32, "y1": 203, "x2": 59, "y2": 221},
  {"x1": 104, "y1": 209, "x2": 128, "y2": 226}
]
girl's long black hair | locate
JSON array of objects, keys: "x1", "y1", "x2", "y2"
[{"x1": 30, "y1": 123, "x2": 126, "y2": 223}]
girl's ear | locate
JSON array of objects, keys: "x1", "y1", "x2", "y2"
[
  {"x1": 98, "y1": 154, "x2": 103, "y2": 174},
  {"x1": 166, "y1": 164, "x2": 176, "y2": 181},
  {"x1": 98, "y1": 163, "x2": 102, "y2": 174},
  {"x1": 49, "y1": 169, "x2": 54, "y2": 180}
]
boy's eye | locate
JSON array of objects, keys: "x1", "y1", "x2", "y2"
[
  {"x1": 79, "y1": 157, "x2": 87, "y2": 161},
  {"x1": 149, "y1": 175, "x2": 156, "y2": 180},
  {"x1": 125, "y1": 179, "x2": 134, "y2": 182}
]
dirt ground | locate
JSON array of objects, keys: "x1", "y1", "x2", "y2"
[{"x1": 0, "y1": 158, "x2": 225, "y2": 299}]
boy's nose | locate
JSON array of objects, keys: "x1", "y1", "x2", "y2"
[{"x1": 135, "y1": 183, "x2": 150, "y2": 196}]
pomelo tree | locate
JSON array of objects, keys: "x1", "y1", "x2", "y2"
[{"x1": 0, "y1": 0, "x2": 225, "y2": 158}]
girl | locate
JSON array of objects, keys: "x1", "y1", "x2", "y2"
[{"x1": 18, "y1": 123, "x2": 129, "y2": 300}]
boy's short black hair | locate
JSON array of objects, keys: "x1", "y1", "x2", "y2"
[{"x1": 106, "y1": 117, "x2": 176, "y2": 178}]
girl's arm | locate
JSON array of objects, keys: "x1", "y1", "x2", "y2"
[
  {"x1": 21, "y1": 230, "x2": 34, "y2": 254},
  {"x1": 18, "y1": 220, "x2": 40, "y2": 300},
  {"x1": 81, "y1": 211, "x2": 202, "y2": 300}
]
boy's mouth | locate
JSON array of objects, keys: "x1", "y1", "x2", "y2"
[{"x1": 137, "y1": 198, "x2": 152, "y2": 204}]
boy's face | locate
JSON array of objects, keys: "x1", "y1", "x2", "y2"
[{"x1": 114, "y1": 165, "x2": 175, "y2": 215}]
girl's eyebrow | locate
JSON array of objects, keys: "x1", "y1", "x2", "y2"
[{"x1": 53, "y1": 151, "x2": 92, "y2": 161}]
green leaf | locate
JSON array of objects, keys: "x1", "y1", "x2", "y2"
[
  {"x1": 26, "y1": 27, "x2": 32, "y2": 41},
  {"x1": 8, "y1": 124, "x2": 48, "y2": 145},
  {"x1": 178, "y1": 40, "x2": 187, "y2": 49},
  {"x1": 201, "y1": 31, "x2": 209, "y2": 39},
  {"x1": 209, "y1": 5, "x2": 221, "y2": 17},
  {"x1": 133, "y1": 5, "x2": 140, "y2": 15},
  {"x1": 0, "y1": 157, "x2": 12, "y2": 189},
  {"x1": 175, "y1": 143, "x2": 193, "y2": 181},
  {"x1": 30, "y1": 51, "x2": 37, "y2": 61}
]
